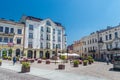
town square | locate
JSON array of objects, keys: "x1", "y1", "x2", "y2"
[{"x1": 0, "y1": 0, "x2": 120, "y2": 80}]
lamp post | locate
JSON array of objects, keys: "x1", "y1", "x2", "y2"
[
  {"x1": 98, "y1": 41, "x2": 104, "y2": 61},
  {"x1": 55, "y1": 44, "x2": 58, "y2": 64}
]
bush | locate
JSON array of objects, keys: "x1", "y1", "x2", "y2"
[
  {"x1": 60, "y1": 55, "x2": 66, "y2": 60},
  {"x1": 73, "y1": 60, "x2": 79, "y2": 65},
  {"x1": 22, "y1": 62, "x2": 30, "y2": 68},
  {"x1": 3, "y1": 56, "x2": 8, "y2": 59},
  {"x1": 87, "y1": 56, "x2": 93, "y2": 60},
  {"x1": 8, "y1": 56, "x2": 12, "y2": 60}
]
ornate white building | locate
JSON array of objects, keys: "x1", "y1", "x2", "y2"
[{"x1": 20, "y1": 16, "x2": 67, "y2": 59}]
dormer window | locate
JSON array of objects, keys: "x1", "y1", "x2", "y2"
[{"x1": 46, "y1": 20, "x2": 51, "y2": 26}]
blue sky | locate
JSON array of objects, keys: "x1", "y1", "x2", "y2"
[{"x1": 1, "y1": 0, "x2": 120, "y2": 45}]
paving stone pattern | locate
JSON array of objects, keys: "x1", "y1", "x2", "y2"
[{"x1": 0, "y1": 68, "x2": 49, "y2": 80}]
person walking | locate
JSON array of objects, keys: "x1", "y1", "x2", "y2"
[
  {"x1": 106, "y1": 56, "x2": 109, "y2": 65},
  {"x1": 13, "y1": 56, "x2": 16, "y2": 65}
]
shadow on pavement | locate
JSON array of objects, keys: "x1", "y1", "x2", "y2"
[{"x1": 109, "y1": 68, "x2": 120, "y2": 72}]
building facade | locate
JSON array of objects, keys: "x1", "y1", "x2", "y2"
[
  {"x1": 73, "y1": 25, "x2": 120, "y2": 60},
  {"x1": 0, "y1": 19, "x2": 24, "y2": 58},
  {"x1": 20, "y1": 16, "x2": 67, "y2": 59}
]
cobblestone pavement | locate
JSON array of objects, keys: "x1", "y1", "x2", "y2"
[
  {"x1": 1, "y1": 60, "x2": 120, "y2": 80},
  {"x1": 0, "y1": 68, "x2": 49, "y2": 80}
]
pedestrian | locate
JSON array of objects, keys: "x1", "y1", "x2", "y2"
[
  {"x1": 106, "y1": 56, "x2": 109, "y2": 65},
  {"x1": 13, "y1": 56, "x2": 16, "y2": 65}
]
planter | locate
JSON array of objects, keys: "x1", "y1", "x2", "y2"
[
  {"x1": 83, "y1": 63, "x2": 87, "y2": 66},
  {"x1": 21, "y1": 66, "x2": 30, "y2": 73},
  {"x1": 37, "y1": 60, "x2": 42, "y2": 63},
  {"x1": 74, "y1": 63, "x2": 79, "y2": 67},
  {"x1": 46, "y1": 60, "x2": 50, "y2": 64},
  {"x1": 58, "y1": 64, "x2": 65, "y2": 69}
]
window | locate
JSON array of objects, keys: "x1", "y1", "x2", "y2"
[
  {"x1": 29, "y1": 25, "x2": 33, "y2": 30},
  {"x1": 100, "y1": 37, "x2": 102, "y2": 41},
  {"x1": 88, "y1": 40, "x2": 89, "y2": 44},
  {"x1": 115, "y1": 43, "x2": 118, "y2": 48},
  {"x1": 4, "y1": 37, "x2": 8, "y2": 43},
  {"x1": 58, "y1": 30, "x2": 61, "y2": 35},
  {"x1": 0, "y1": 26, "x2": 3, "y2": 32},
  {"x1": 46, "y1": 34, "x2": 50, "y2": 41},
  {"x1": 0, "y1": 37, "x2": 2, "y2": 42},
  {"x1": 53, "y1": 36, "x2": 55, "y2": 41},
  {"x1": 57, "y1": 44, "x2": 61, "y2": 49},
  {"x1": 53, "y1": 29, "x2": 55, "y2": 34},
  {"x1": 106, "y1": 35, "x2": 108, "y2": 41},
  {"x1": 40, "y1": 43, "x2": 43, "y2": 48},
  {"x1": 58, "y1": 36, "x2": 61, "y2": 42},
  {"x1": 5, "y1": 27, "x2": 9, "y2": 34},
  {"x1": 10, "y1": 28, "x2": 14, "y2": 33},
  {"x1": 115, "y1": 32, "x2": 118, "y2": 38},
  {"x1": 17, "y1": 29, "x2": 22, "y2": 34},
  {"x1": 53, "y1": 44, "x2": 55, "y2": 49},
  {"x1": 46, "y1": 43, "x2": 50, "y2": 49},
  {"x1": 28, "y1": 42, "x2": 33, "y2": 48},
  {"x1": 46, "y1": 21, "x2": 51, "y2": 26},
  {"x1": 109, "y1": 34, "x2": 112, "y2": 40},
  {"x1": 106, "y1": 44, "x2": 109, "y2": 49},
  {"x1": 41, "y1": 27, "x2": 44, "y2": 32},
  {"x1": 17, "y1": 38, "x2": 21, "y2": 44},
  {"x1": 10, "y1": 38, "x2": 13, "y2": 42},
  {"x1": 46, "y1": 27, "x2": 51, "y2": 33},
  {"x1": 110, "y1": 44, "x2": 112, "y2": 49},
  {"x1": 29, "y1": 33, "x2": 33, "y2": 39}
]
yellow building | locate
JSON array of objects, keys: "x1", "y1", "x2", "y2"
[{"x1": 0, "y1": 19, "x2": 24, "y2": 58}]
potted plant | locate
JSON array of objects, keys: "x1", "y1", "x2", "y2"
[
  {"x1": 3, "y1": 56, "x2": 8, "y2": 60},
  {"x1": 37, "y1": 59, "x2": 42, "y2": 63},
  {"x1": 0, "y1": 60, "x2": 2, "y2": 66},
  {"x1": 46, "y1": 59, "x2": 50, "y2": 64},
  {"x1": 58, "y1": 55, "x2": 66, "y2": 69},
  {"x1": 73, "y1": 60, "x2": 79, "y2": 67},
  {"x1": 83, "y1": 60, "x2": 88, "y2": 66},
  {"x1": 21, "y1": 62, "x2": 30, "y2": 73},
  {"x1": 8, "y1": 56, "x2": 12, "y2": 60}
]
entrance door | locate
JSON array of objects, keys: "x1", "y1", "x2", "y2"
[
  {"x1": 45, "y1": 51, "x2": 50, "y2": 59},
  {"x1": 27, "y1": 50, "x2": 33, "y2": 58},
  {"x1": 16, "y1": 49, "x2": 20, "y2": 57}
]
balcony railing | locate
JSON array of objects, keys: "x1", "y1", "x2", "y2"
[{"x1": 0, "y1": 32, "x2": 15, "y2": 36}]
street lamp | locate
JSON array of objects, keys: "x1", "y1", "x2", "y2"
[
  {"x1": 55, "y1": 44, "x2": 58, "y2": 64},
  {"x1": 98, "y1": 40, "x2": 104, "y2": 60}
]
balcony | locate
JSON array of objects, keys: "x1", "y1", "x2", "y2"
[
  {"x1": 0, "y1": 32, "x2": 15, "y2": 36},
  {"x1": 88, "y1": 50, "x2": 96, "y2": 53}
]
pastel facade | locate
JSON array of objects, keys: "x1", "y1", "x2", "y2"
[
  {"x1": 0, "y1": 19, "x2": 24, "y2": 57},
  {"x1": 73, "y1": 25, "x2": 120, "y2": 60}
]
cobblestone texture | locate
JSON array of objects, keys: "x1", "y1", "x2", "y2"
[{"x1": 0, "y1": 68, "x2": 49, "y2": 80}]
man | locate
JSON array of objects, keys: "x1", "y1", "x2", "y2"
[
  {"x1": 13, "y1": 56, "x2": 16, "y2": 65},
  {"x1": 106, "y1": 56, "x2": 109, "y2": 65}
]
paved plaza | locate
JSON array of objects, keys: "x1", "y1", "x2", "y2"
[{"x1": 0, "y1": 60, "x2": 120, "y2": 80}]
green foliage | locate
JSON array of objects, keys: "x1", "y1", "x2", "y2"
[
  {"x1": 8, "y1": 56, "x2": 12, "y2": 60},
  {"x1": 3, "y1": 56, "x2": 8, "y2": 59},
  {"x1": 9, "y1": 49, "x2": 12, "y2": 54},
  {"x1": 16, "y1": 57, "x2": 19, "y2": 61},
  {"x1": 73, "y1": 60, "x2": 79, "y2": 65},
  {"x1": 83, "y1": 60, "x2": 88, "y2": 63},
  {"x1": 60, "y1": 55, "x2": 66, "y2": 60},
  {"x1": 87, "y1": 56, "x2": 93, "y2": 60},
  {"x1": 2, "y1": 50, "x2": 7, "y2": 57},
  {"x1": 22, "y1": 62, "x2": 30, "y2": 68},
  {"x1": 0, "y1": 60, "x2": 2, "y2": 62}
]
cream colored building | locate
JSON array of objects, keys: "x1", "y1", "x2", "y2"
[
  {"x1": 73, "y1": 25, "x2": 120, "y2": 60},
  {"x1": 0, "y1": 19, "x2": 24, "y2": 57}
]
